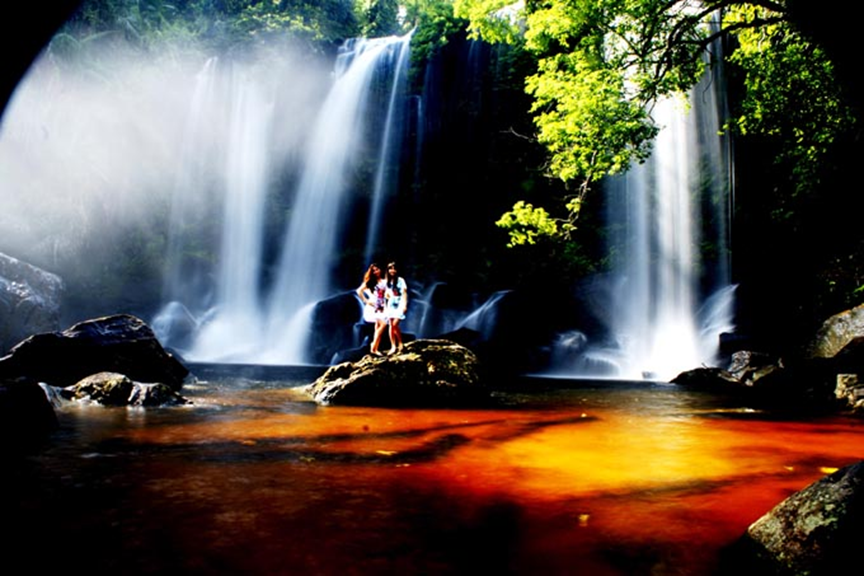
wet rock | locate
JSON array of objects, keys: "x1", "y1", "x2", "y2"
[
  {"x1": 306, "y1": 338, "x2": 488, "y2": 407},
  {"x1": 672, "y1": 352, "x2": 843, "y2": 414},
  {"x1": 65, "y1": 371, "x2": 189, "y2": 407},
  {"x1": 669, "y1": 366, "x2": 742, "y2": 390},
  {"x1": 0, "y1": 314, "x2": 189, "y2": 391},
  {"x1": 727, "y1": 350, "x2": 783, "y2": 385},
  {"x1": 0, "y1": 252, "x2": 64, "y2": 354},
  {"x1": 830, "y1": 335, "x2": 864, "y2": 375},
  {"x1": 750, "y1": 357, "x2": 843, "y2": 413},
  {"x1": 724, "y1": 460, "x2": 864, "y2": 575},
  {"x1": 803, "y1": 302, "x2": 864, "y2": 359},
  {"x1": 834, "y1": 373, "x2": 864, "y2": 413}
]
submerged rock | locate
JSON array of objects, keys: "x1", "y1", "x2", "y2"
[
  {"x1": 65, "y1": 371, "x2": 189, "y2": 407},
  {"x1": 305, "y1": 338, "x2": 488, "y2": 407}
]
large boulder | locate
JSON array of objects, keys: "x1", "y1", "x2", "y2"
[
  {"x1": 725, "y1": 460, "x2": 864, "y2": 575},
  {"x1": 804, "y1": 302, "x2": 864, "y2": 359},
  {"x1": 305, "y1": 339, "x2": 488, "y2": 407},
  {"x1": 0, "y1": 252, "x2": 64, "y2": 354},
  {"x1": 0, "y1": 314, "x2": 188, "y2": 391},
  {"x1": 669, "y1": 366, "x2": 743, "y2": 390},
  {"x1": 672, "y1": 354, "x2": 842, "y2": 414}
]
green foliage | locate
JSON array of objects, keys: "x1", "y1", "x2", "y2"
[
  {"x1": 58, "y1": 0, "x2": 362, "y2": 56},
  {"x1": 526, "y1": 51, "x2": 656, "y2": 183},
  {"x1": 724, "y1": 5, "x2": 854, "y2": 197},
  {"x1": 403, "y1": 0, "x2": 468, "y2": 66},
  {"x1": 356, "y1": 0, "x2": 402, "y2": 37},
  {"x1": 454, "y1": 0, "x2": 858, "y2": 253},
  {"x1": 453, "y1": 0, "x2": 524, "y2": 45},
  {"x1": 452, "y1": 0, "x2": 712, "y2": 245},
  {"x1": 456, "y1": 0, "x2": 715, "y2": 187},
  {"x1": 495, "y1": 200, "x2": 558, "y2": 247}
]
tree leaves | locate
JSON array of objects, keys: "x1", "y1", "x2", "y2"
[
  {"x1": 454, "y1": 0, "x2": 856, "y2": 246},
  {"x1": 495, "y1": 200, "x2": 559, "y2": 247}
]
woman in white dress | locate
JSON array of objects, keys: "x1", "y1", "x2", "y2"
[
  {"x1": 384, "y1": 262, "x2": 408, "y2": 355},
  {"x1": 356, "y1": 263, "x2": 388, "y2": 356}
]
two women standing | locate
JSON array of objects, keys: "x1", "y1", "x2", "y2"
[{"x1": 356, "y1": 261, "x2": 408, "y2": 356}]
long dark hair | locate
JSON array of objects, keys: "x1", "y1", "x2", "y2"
[
  {"x1": 363, "y1": 263, "x2": 380, "y2": 291},
  {"x1": 386, "y1": 262, "x2": 400, "y2": 294}
]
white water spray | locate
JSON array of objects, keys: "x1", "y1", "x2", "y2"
[
  {"x1": 258, "y1": 34, "x2": 412, "y2": 364},
  {"x1": 552, "y1": 66, "x2": 735, "y2": 381},
  {"x1": 155, "y1": 34, "x2": 413, "y2": 365},
  {"x1": 364, "y1": 37, "x2": 411, "y2": 264}
]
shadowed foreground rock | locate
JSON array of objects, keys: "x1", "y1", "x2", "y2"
[
  {"x1": 0, "y1": 377, "x2": 57, "y2": 453},
  {"x1": 305, "y1": 339, "x2": 488, "y2": 407},
  {"x1": 0, "y1": 314, "x2": 188, "y2": 391},
  {"x1": 722, "y1": 460, "x2": 864, "y2": 575}
]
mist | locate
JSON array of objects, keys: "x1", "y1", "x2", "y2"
[{"x1": 0, "y1": 36, "x2": 333, "y2": 319}]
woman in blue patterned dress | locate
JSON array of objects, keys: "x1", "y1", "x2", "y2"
[{"x1": 384, "y1": 262, "x2": 408, "y2": 354}]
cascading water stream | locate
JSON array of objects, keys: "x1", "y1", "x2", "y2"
[
  {"x1": 612, "y1": 96, "x2": 704, "y2": 379},
  {"x1": 190, "y1": 73, "x2": 273, "y2": 361},
  {"x1": 150, "y1": 25, "x2": 733, "y2": 376},
  {"x1": 160, "y1": 58, "x2": 220, "y2": 311},
  {"x1": 363, "y1": 36, "x2": 411, "y2": 265},
  {"x1": 155, "y1": 33, "x2": 413, "y2": 365},
  {"x1": 259, "y1": 34, "x2": 412, "y2": 364},
  {"x1": 550, "y1": 55, "x2": 735, "y2": 381}
]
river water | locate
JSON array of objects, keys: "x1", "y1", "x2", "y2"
[{"x1": 7, "y1": 366, "x2": 863, "y2": 575}]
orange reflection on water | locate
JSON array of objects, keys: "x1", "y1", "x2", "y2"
[{"x1": 28, "y1": 383, "x2": 864, "y2": 575}]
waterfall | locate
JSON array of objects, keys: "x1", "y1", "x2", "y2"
[
  {"x1": 550, "y1": 57, "x2": 735, "y2": 381},
  {"x1": 610, "y1": 96, "x2": 705, "y2": 380},
  {"x1": 189, "y1": 70, "x2": 273, "y2": 361},
  {"x1": 259, "y1": 34, "x2": 412, "y2": 364},
  {"x1": 154, "y1": 33, "x2": 413, "y2": 364},
  {"x1": 159, "y1": 58, "x2": 224, "y2": 314},
  {"x1": 363, "y1": 37, "x2": 412, "y2": 264},
  {"x1": 608, "y1": 66, "x2": 734, "y2": 381}
]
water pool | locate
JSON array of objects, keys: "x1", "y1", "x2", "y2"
[{"x1": 6, "y1": 367, "x2": 862, "y2": 575}]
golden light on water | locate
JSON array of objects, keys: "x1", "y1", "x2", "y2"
[{"x1": 15, "y1": 382, "x2": 864, "y2": 574}]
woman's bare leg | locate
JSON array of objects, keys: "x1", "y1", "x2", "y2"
[
  {"x1": 388, "y1": 318, "x2": 403, "y2": 354},
  {"x1": 370, "y1": 319, "x2": 388, "y2": 354}
]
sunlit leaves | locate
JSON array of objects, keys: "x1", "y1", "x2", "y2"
[
  {"x1": 527, "y1": 51, "x2": 656, "y2": 183},
  {"x1": 453, "y1": 0, "x2": 526, "y2": 45},
  {"x1": 456, "y1": 0, "x2": 713, "y2": 195},
  {"x1": 452, "y1": 0, "x2": 857, "y2": 250},
  {"x1": 356, "y1": 0, "x2": 402, "y2": 36},
  {"x1": 496, "y1": 200, "x2": 558, "y2": 247},
  {"x1": 522, "y1": 0, "x2": 585, "y2": 54}
]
